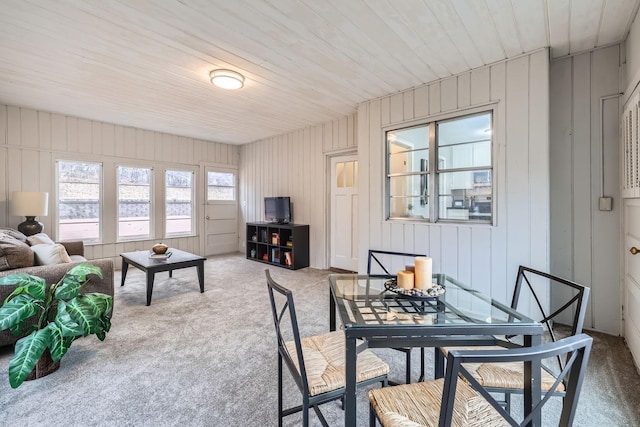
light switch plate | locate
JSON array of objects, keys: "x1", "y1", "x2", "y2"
[{"x1": 599, "y1": 197, "x2": 613, "y2": 211}]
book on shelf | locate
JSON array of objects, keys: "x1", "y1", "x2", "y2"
[
  {"x1": 284, "y1": 251, "x2": 293, "y2": 266},
  {"x1": 271, "y1": 247, "x2": 281, "y2": 263}
]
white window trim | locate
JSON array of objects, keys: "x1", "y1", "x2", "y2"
[{"x1": 116, "y1": 164, "x2": 154, "y2": 242}]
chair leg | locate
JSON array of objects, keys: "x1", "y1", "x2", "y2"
[
  {"x1": 370, "y1": 402, "x2": 377, "y2": 427},
  {"x1": 278, "y1": 354, "x2": 283, "y2": 427},
  {"x1": 505, "y1": 392, "x2": 511, "y2": 413},
  {"x1": 405, "y1": 350, "x2": 412, "y2": 384},
  {"x1": 303, "y1": 399, "x2": 309, "y2": 427},
  {"x1": 419, "y1": 347, "x2": 426, "y2": 382}
]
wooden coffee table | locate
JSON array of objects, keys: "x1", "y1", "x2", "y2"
[{"x1": 120, "y1": 248, "x2": 206, "y2": 306}]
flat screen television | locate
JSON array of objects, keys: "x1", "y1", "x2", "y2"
[{"x1": 265, "y1": 197, "x2": 292, "y2": 224}]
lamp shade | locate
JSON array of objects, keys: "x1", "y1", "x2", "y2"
[{"x1": 11, "y1": 192, "x2": 49, "y2": 216}]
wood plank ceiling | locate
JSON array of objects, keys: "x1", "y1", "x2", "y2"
[{"x1": 0, "y1": 0, "x2": 638, "y2": 145}]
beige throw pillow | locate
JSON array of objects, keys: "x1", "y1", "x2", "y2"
[
  {"x1": 31, "y1": 243, "x2": 72, "y2": 266},
  {"x1": 27, "y1": 232, "x2": 55, "y2": 246}
]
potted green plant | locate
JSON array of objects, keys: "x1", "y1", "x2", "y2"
[{"x1": 0, "y1": 263, "x2": 112, "y2": 388}]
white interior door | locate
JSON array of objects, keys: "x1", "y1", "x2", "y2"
[
  {"x1": 624, "y1": 199, "x2": 640, "y2": 368},
  {"x1": 330, "y1": 155, "x2": 358, "y2": 271},
  {"x1": 623, "y1": 92, "x2": 640, "y2": 368},
  {"x1": 204, "y1": 166, "x2": 238, "y2": 256}
]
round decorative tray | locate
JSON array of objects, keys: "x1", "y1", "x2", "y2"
[{"x1": 384, "y1": 278, "x2": 445, "y2": 301}]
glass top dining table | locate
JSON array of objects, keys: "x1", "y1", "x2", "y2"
[{"x1": 328, "y1": 273, "x2": 545, "y2": 427}]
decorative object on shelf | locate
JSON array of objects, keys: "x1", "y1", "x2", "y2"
[
  {"x1": 11, "y1": 191, "x2": 49, "y2": 237},
  {"x1": 286, "y1": 240, "x2": 293, "y2": 247},
  {"x1": 384, "y1": 278, "x2": 445, "y2": 301},
  {"x1": 250, "y1": 249, "x2": 256, "y2": 258},
  {"x1": 0, "y1": 263, "x2": 111, "y2": 388},
  {"x1": 251, "y1": 234, "x2": 257, "y2": 242},
  {"x1": 284, "y1": 251, "x2": 293, "y2": 266},
  {"x1": 262, "y1": 253, "x2": 268, "y2": 261},
  {"x1": 152, "y1": 243, "x2": 168, "y2": 254},
  {"x1": 414, "y1": 256, "x2": 433, "y2": 289},
  {"x1": 271, "y1": 233, "x2": 280, "y2": 245}
]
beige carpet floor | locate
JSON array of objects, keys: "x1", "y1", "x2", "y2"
[{"x1": 0, "y1": 253, "x2": 638, "y2": 426}]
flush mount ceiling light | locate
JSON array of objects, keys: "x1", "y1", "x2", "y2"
[{"x1": 210, "y1": 69, "x2": 244, "y2": 90}]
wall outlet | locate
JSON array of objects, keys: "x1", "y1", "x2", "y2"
[{"x1": 599, "y1": 197, "x2": 613, "y2": 211}]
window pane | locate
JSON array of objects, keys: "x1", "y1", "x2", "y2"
[
  {"x1": 207, "y1": 171, "x2": 236, "y2": 201},
  {"x1": 354, "y1": 161, "x2": 358, "y2": 187},
  {"x1": 389, "y1": 149, "x2": 429, "y2": 174},
  {"x1": 336, "y1": 162, "x2": 344, "y2": 188},
  {"x1": 166, "y1": 170, "x2": 194, "y2": 236},
  {"x1": 208, "y1": 172, "x2": 234, "y2": 186},
  {"x1": 57, "y1": 161, "x2": 101, "y2": 242},
  {"x1": 387, "y1": 126, "x2": 429, "y2": 151},
  {"x1": 118, "y1": 166, "x2": 151, "y2": 240},
  {"x1": 438, "y1": 170, "x2": 492, "y2": 222},
  {"x1": 345, "y1": 161, "x2": 354, "y2": 187},
  {"x1": 438, "y1": 140, "x2": 491, "y2": 169},
  {"x1": 438, "y1": 113, "x2": 491, "y2": 146},
  {"x1": 390, "y1": 197, "x2": 429, "y2": 219}
]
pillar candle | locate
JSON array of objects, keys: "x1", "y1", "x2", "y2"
[
  {"x1": 414, "y1": 256, "x2": 432, "y2": 289},
  {"x1": 397, "y1": 270, "x2": 414, "y2": 289}
]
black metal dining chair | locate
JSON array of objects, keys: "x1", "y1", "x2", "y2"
[
  {"x1": 369, "y1": 333, "x2": 593, "y2": 426},
  {"x1": 441, "y1": 265, "x2": 590, "y2": 413},
  {"x1": 266, "y1": 269, "x2": 389, "y2": 427},
  {"x1": 367, "y1": 249, "x2": 428, "y2": 384}
]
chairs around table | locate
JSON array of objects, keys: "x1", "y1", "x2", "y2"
[
  {"x1": 441, "y1": 265, "x2": 591, "y2": 414},
  {"x1": 266, "y1": 269, "x2": 389, "y2": 427},
  {"x1": 368, "y1": 249, "x2": 428, "y2": 384},
  {"x1": 369, "y1": 333, "x2": 593, "y2": 426}
]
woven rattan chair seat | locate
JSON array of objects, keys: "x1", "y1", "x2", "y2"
[
  {"x1": 441, "y1": 346, "x2": 564, "y2": 392},
  {"x1": 368, "y1": 378, "x2": 508, "y2": 427},
  {"x1": 285, "y1": 331, "x2": 389, "y2": 396}
]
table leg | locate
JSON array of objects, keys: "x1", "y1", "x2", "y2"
[
  {"x1": 434, "y1": 347, "x2": 445, "y2": 379},
  {"x1": 329, "y1": 288, "x2": 336, "y2": 332},
  {"x1": 524, "y1": 334, "x2": 542, "y2": 427},
  {"x1": 344, "y1": 332, "x2": 357, "y2": 426},
  {"x1": 146, "y1": 272, "x2": 155, "y2": 306},
  {"x1": 197, "y1": 261, "x2": 204, "y2": 293},
  {"x1": 120, "y1": 261, "x2": 129, "y2": 287},
  {"x1": 169, "y1": 270, "x2": 173, "y2": 278}
]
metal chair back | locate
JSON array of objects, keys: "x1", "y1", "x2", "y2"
[{"x1": 441, "y1": 333, "x2": 593, "y2": 427}]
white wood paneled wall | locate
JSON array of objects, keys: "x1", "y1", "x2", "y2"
[
  {"x1": 0, "y1": 104, "x2": 239, "y2": 269},
  {"x1": 550, "y1": 45, "x2": 622, "y2": 335},
  {"x1": 358, "y1": 49, "x2": 550, "y2": 311},
  {"x1": 240, "y1": 115, "x2": 356, "y2": 268}
]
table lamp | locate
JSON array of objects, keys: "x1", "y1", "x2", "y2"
[{"x1": 11, "y1": 191, "x2": 49, "y2": 236}]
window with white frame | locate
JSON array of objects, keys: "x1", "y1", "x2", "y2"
[
  {"x1": 165, "y1": 169, "x2": 194, "y2": 236},
  {"x1": 57, "y1": 160, "x2": 102, "y2": 242},
  {"x1": 117, "y1": 166, "x2": 152, "y2": 240},
  {"x1": 207, "y1": 171, "x2": 236, "y2": 201},
  {"x1": 386, "y1": 111, "x2": 493, "y2": 223}
]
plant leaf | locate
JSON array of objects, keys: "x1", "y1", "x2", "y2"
[
  {"x1": 0, "y1": 294, "x2": 39, "y2": 332},
  {"x1": 54, "y1": 276, "x2": 83, "y2": 301},
  {"x1": 64, "y1": 298, "x2": 100, "y2": 336},
  {"x1": 54, "y1": 301, "x2": 84, "y2": 338},
  {"x1": 0, "y1": 274, "x2": 46, "y2": 303},
  {"x1": 9, "y1": 328, "x2": 52, "y2": 388},
  {"x1": 46, "y1": 322, "x2": 70, "y2": 362},
  {"x1": 79, "y1": 293, "x2": 113, "y2": 316},
  {"x1": 54, "y1": 263, "x2": 103, "y2": 300}
]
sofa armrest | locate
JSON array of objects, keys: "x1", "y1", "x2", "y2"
[{"x1": 59, "y1": 241, "x2": 84, "y2": 257}]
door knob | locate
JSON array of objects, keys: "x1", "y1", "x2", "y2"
[
  {"x1": 631, "y1": 247, "x2": 639, "y2": 255},
  {"x1": 206, "y1": 216, "x2": 210, "y2": 220}
]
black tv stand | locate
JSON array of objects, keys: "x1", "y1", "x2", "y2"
[{"x1": 246, "y1": 222, "x2": 309, "y2": 270}]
